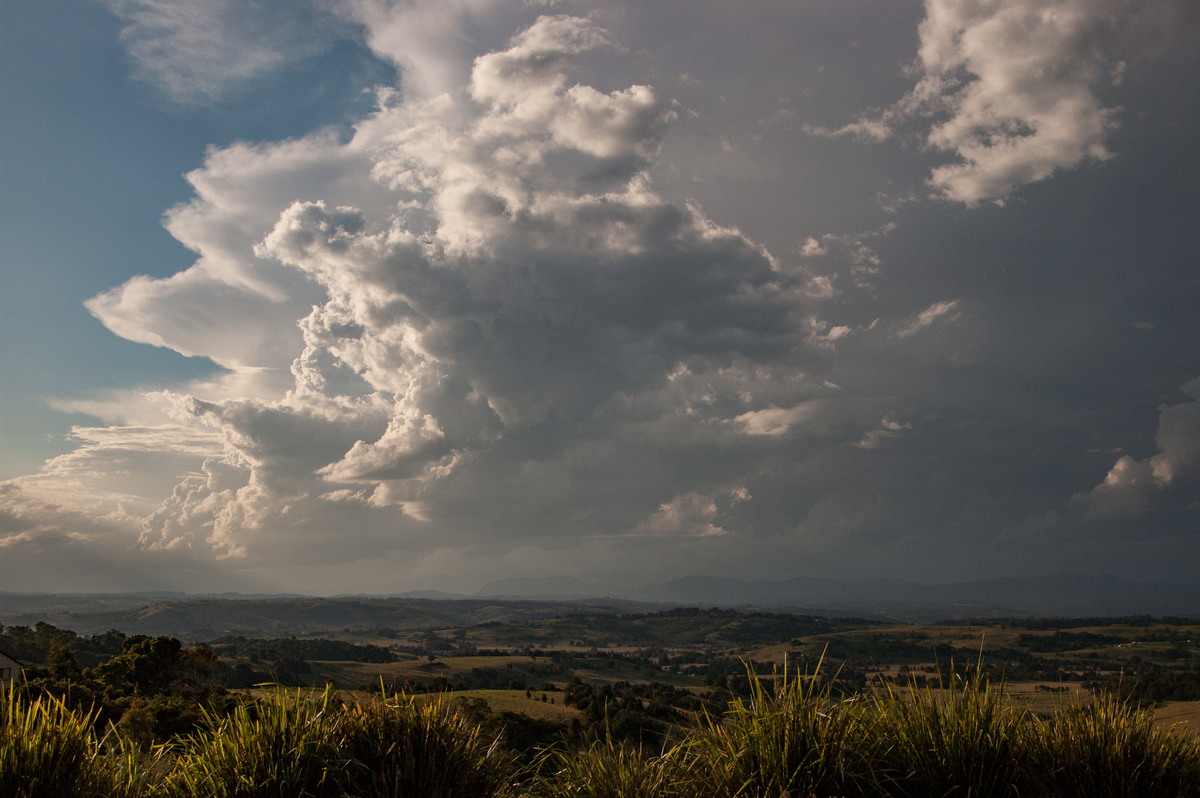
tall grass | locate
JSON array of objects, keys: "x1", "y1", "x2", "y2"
[
  {"x1": 681, "y1": 658, "x2": 870, "y2": 797},
  {"x1": 6, "y1": 674, "x2": 1200, "y2": 798},
  {"x1": 673, "y1": 661, "x2": 1200, "y2": 797},
  {"x1": 1, "y1": 687, "x2": 112, "y2": 798},
  {"x1": 1026, "y1": 693, "x2": 1200, "y2": 797},
  {"x1": 332, "y1": 690, "x2": 516, "y2": 798},
  {"x1": 870, "y1": 671, "x2": 1030, "y2": 798},
  {"x1": 164, "y1": 687, "x2": 517, "y2": 798},
  {"x1": 96, "y1": 735, "x2": 173, "y2": 798},
  {"x1": 526, "y1": 737, "x2": 685, "y2": 798},
  {"x1": 165, "y1": 689, "x2": 341, "y2": 798}
]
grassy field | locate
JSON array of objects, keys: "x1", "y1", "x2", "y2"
[
  {"x1": 1155, "y1": 700, "x2": 1200, "y2": 734},
  {"x1": 308, "y1": 651, "x2": 706, "y2": 692},
  {"x1": 441, "y1": 689, "x2": 579, "y2": 722}
]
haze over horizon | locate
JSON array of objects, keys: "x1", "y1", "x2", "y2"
[{"x1": 2, "y1": 0, "x2": 1198, "y2": 597}]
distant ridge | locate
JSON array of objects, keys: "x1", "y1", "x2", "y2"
[
  {"x1": 0, "y1": 594, "x2": 656, "y2": 640},
  {"x1": 2, "y1": 574, "x2": 1197, "y2": 639},
  {"x1": 475, "y1": 573, "x2": 1200, "y2": 620},
  {"x1": 474, "y1": 575, "x2": 603, "y2": 599}
]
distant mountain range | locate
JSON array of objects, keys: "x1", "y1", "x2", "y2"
[
  {"x1": 2, "y1": 573, "x2": 1197, "y2": 639},
  {"x1": 475, "y1": 573, "x2": 1200, "y2": 621},
  {"x1": 0, "y1": 592, "x2": 652, "y2": 640}
]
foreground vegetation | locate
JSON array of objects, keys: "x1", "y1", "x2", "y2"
[
  {"x1": 5, "y1": 611, "x2": 1200, "y2": 795},
  {"x1": 5, "y1": 667, "x2": 1199, "y2": 798}
]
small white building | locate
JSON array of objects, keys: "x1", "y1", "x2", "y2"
[{"x1": 0, "y1": 648, "x2": 21, "y2": 691}]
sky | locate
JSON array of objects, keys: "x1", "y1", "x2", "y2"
[{"x1": 1, "y1": 0, "x2": 1198, "y2": 596}]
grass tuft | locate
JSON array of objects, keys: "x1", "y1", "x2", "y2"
[
  {"x1": 1, "y1": 687, "x2": 112, "y2": 798},
  {"x1": 526, "y1": 737, "x2": 684, "y2": 798},
  {"x1": 870, "y1": 669, "x2": 1029, "y2": 797},
  {"x1": 332, "y1": 689, "x2": 517, "y2": 798},
  {"x1": 164, "y1": 689, "x2": 341, "y2": 798},
  {"x1": 1026, "y1": 693, "x2": 1200, "y2": 797},
  {"x1": 682, "y1": 656, "x2": 870, "y2": 797}
]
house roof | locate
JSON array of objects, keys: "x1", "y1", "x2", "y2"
[{"x1": 0, "y1": 647, "x2": 24, "y2": 667}]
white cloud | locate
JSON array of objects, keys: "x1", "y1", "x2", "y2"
[
  {"x1": 333, "y1": 0, "x2": 524, "y2": 100},
  {"x1": 734, "y1": 402, "x2": 823, "y2": 437},
  {"x1": 802, "y1": 118, "x2": 894, "y2": 144},
  {"x1": 795, "y1": 228, "x2": 891, "y2": 291},
  {"x1": 0, "y1": 483, "x2": 161, "y2": 592},
  {"x1": 1073, "y1": 376, "x2": 1200, "y2": 520},
  {"x1": 34, "y1": 14, "x2": 847, "y2": 570},
  {"x1": 0, "y1": 483, "x2": 114, "y2": 550},
  {"x1": 11, "y1": 424, "x2": 224, "y2": 517},
  {"x1": 633, "y1": 490, "x2": 735, "y2": 538},
  {"x1": 1150, "y1": 379, "x2": 1200, "y2": 486},
  {"x1": 24, "y1": 3, "x2": 1176, "y2": 592},
  {"x1": 896, "y1": 299, "x2": 961, "y2": 338},
  {"x1": 855, "y1": 417, "x2": 912, "y2": 450},
  {"x1": 806, "y1": 323, "x2": 854, "y2": 350},
  {"x1": 814, "y1": 0, "x2": 1152, "y2": 204},
  {"x1": 798, "y1": 237, "x2": 826, "y2": 257},
  {"x1": 1074, "y1": 454, "x2": 1156, "y2": 521},
  {"x1": 912, "y1": 0, "x2": 1122, "y2": 204},
  {"x1": 85, "y1": 133, "x2": 387, "y2": 370},
  {"x1": 50, "y1": 370, "x2": 297, "y2": 426}
]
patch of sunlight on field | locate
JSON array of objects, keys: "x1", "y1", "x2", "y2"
[
  {"x1": 1154, "y1": 701, "x2": 1200, "y2": 735},
  {"x1": 1004, "y1": 682, "x2": 1093, "y2": 715},
  {"x1": 447, "y1": 689, "x2": 580, "y2": 722},
  {"x1": 309, "y1": 655, "x2": 544, "y2": 687}
]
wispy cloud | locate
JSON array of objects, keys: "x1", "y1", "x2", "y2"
[
  {"x1": 855, "y1": 417, "x2": 912, "y2": 450},
  {"x1": 734, "y1": 403, "x2": 823, "y2": 437},
  {"x1": 895, "y1": 299, "x2": 961, "y2": 338},
  {"x1": 105, "y1": 0, "x2": 340, "y2": 104}
]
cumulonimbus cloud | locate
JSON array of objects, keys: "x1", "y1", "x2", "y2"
[
  {"x1": 68, "y1": 14, "x2": 849, "y2": 563},
  {"x1": 26, "y1": 4, "x2": 1168, "y2": 590},
  {"x1": 7, "y1": 1, "x2": 1191, "y2": 593}
]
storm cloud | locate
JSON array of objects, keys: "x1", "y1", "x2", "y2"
[{"x1": 3, "y1": 0, "x2": 1198, "y2": 594}]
